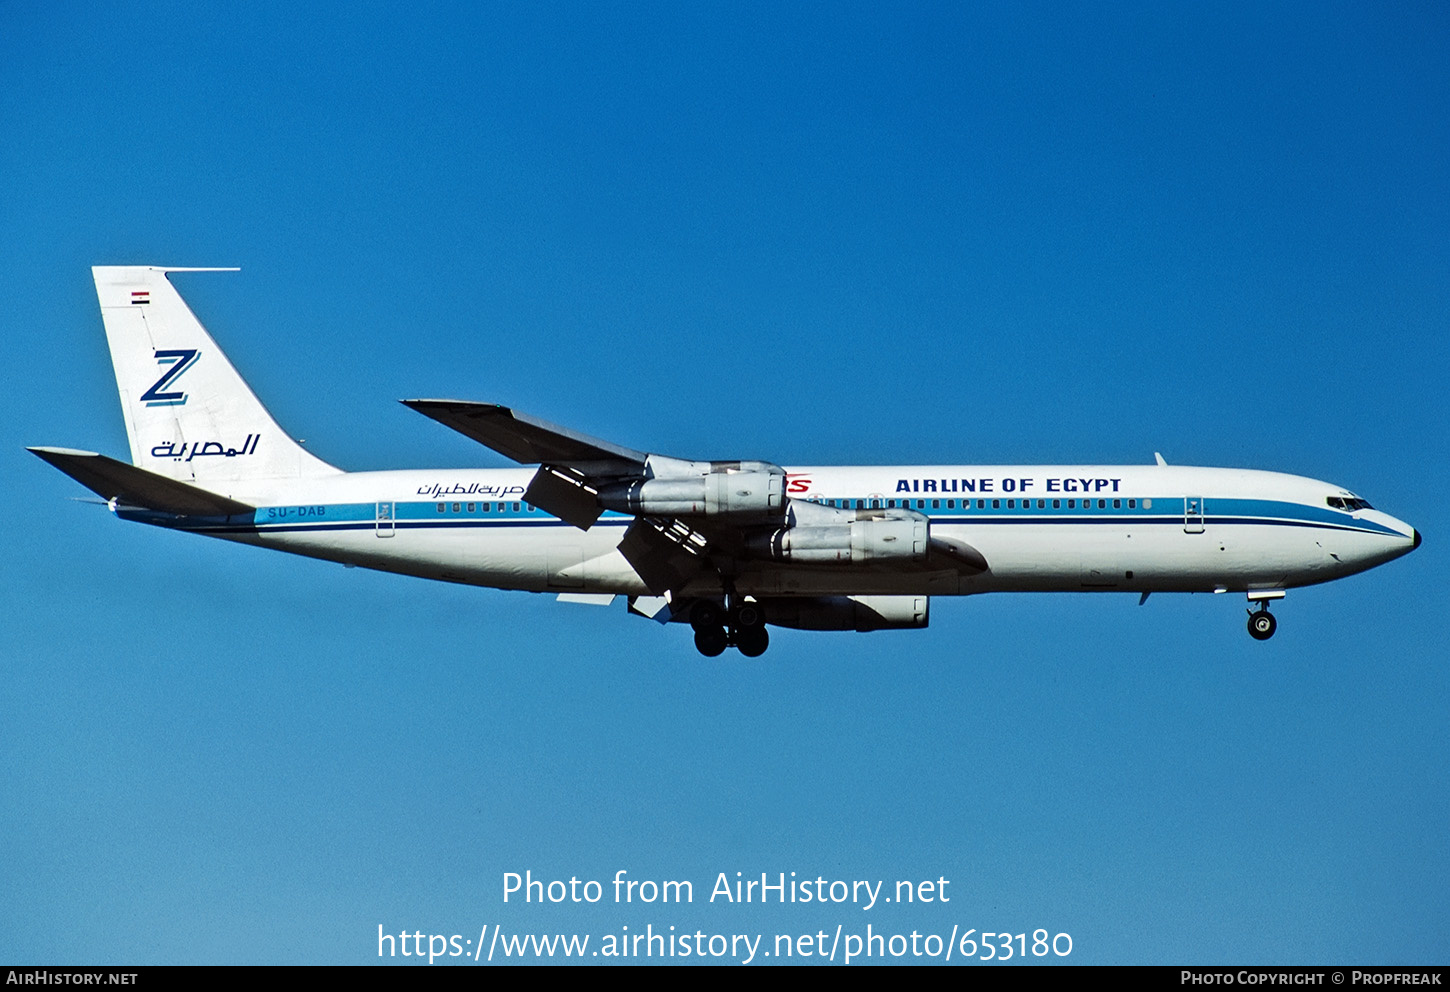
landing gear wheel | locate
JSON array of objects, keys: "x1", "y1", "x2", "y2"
[
  {"x1": 690, "y1": 601, "x2": 723, "y2": 632},
  {"x1": 735, "y1": 625, "x2": 769, "y2": 658},
  {"x1": 1247, "y1": 609, "x2": 1277, "y2": 641},
  {"x1": 694, "y1": 626, "x2": 728, "y2": 657},
  {"x1": 733, "y1": 602, "x2": 764, "y2": 629}
]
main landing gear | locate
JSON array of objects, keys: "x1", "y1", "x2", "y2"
[
  {"x1": 1247, "y1": 606, "x2": 1277, "y2": 641},
  {"x1": 690, "y1": 598, "x2": 769, "y2": 657}
]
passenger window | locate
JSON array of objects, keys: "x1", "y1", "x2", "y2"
[
  {"x1": 992, "y1": 499, "x2": 1000, "y2": 509},
  {"x1": 932, "y1": 499, "x2": 940, "y2": 509},
  {"x1": 467, "y1": 503, "x2": 475, "y2": 512},
  {"x1": 436, "y1": 503, "x2": 445, "y2": 513},
  {"x1": 1052, "y1": 499, "x2": 1060, "y2": 509},
  {"x1": 452, "y1": 503, "x2": 460, "y2": 513},
  {"x1": 1113, "y1": 499, "x2": 1120, "y2": 509},
  {"x1": 1128, "y1": 499, "x2": 1136, "y2": 508}
]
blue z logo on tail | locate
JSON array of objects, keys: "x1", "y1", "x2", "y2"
[{"x1": 141, "y1": 349, "x2": 199, "y2": 407}]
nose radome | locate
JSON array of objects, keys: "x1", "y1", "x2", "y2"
[{"x1": 1413, "y1": 528, "x2": 1422, "y2": 550}]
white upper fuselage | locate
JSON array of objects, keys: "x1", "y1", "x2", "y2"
[{"x1": 122, "y1": 462, "x2": 1419, "y2": 600}]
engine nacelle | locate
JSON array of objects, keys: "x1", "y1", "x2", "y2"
[
  {"x1": 745, "y1": 514, "x2": 928, "y2": 563},
  {"x1": 597, "y1": 467, "x2": 785, "y2": 522},
  {"x1": 756, "y1": 595, "x2": 929, "y2": 631}
]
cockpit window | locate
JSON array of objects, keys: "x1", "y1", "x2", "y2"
[{"x1": 1327, "y1": 496, "x2": 1373, "y2": 512}]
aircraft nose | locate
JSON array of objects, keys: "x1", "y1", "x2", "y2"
[{"x1": 1413, "y1": 528, "x2": 1422, "y2": 551}]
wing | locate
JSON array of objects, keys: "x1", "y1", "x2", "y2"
[
  {"x1": 404, "y1": 398, "x2": 662, "y2": 530},
  {"x1": 402, "y1": 400, "x2": 987, "y2": 594},
  {"x1": 401, "y1": 400, "x2": 647, "y2": 470},
  {"x1": 403, "y1": 399, "x2": 766, "y2": 587}
]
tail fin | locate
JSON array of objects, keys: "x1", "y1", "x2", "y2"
[{"x1": 93, "y1": 266, "x2": 341, "y2": 483}]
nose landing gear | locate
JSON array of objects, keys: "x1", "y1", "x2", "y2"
[
  {"x1": 1247, "y1": 607, "x2": 1277, "y2": 640},
  {"x1": 1245, "y1": 589, "x2": 1284, "y2": 641}
]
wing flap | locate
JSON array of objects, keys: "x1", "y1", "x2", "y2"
[
  {"x1": 617, "y1": 518, "x2": 711, "y2": 594},
  {"x1": 523, "y1": 466, "x2": 604, "y2": 529}
]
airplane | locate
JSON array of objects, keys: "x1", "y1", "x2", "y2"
[{"x1": 30, "y1": 266, "x2": 1420, "y2": 657}]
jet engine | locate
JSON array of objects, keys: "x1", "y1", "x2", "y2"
[
  {"x1": 745, "y1": 513, "x2": 928, "y2": 563},
  {"x1": 596, "y1": 461, "x2": 786, "y2": 522}
]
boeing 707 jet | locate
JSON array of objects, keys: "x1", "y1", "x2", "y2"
[{"x1": 30, "y1": 267, "x2": 1420, "y2": 656}]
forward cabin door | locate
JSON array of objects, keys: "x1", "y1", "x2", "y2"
[{"x1": 1183, "y1": 496, "x2": 1205, "y2": 534}]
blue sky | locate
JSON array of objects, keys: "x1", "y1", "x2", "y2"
[{"x1": 3, "y1": 2, "x2": 1446, "y2": 965}]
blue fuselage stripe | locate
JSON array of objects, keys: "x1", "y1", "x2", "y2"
[{"x1": 120, "y1": 494, "x2": 1401, "y2": 540}]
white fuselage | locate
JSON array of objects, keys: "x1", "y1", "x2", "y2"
[{"x1": 121, "y1": 463, "x2": 1419, "y2": 600}]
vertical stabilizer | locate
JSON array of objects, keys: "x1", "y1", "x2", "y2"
[{"x1": 93, "y1": 266, "x2": 341, "y2": 483}]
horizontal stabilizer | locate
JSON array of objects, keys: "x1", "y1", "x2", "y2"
[
  {"x1": 28, "y1": 447, "x2": 254, "y2": 516},
  {"x1": 402, "y1": 400, "x2": 647, "y2": 469}
]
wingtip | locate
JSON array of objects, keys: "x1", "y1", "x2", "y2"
[
  {"x1": 28, "y1": 445, "x2": 100, "y2": 458},
  {"x1": 402, "y1": 399, "x2": 513, "y2": 414}
]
